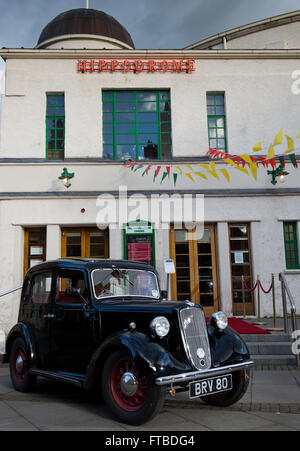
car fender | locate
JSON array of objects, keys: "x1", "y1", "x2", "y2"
[
  {"x1": 84, "y1": 331, "x2": 191, "y2": 390},
  {"x1": 208, "y1": 325, "x2": 251, "y2": 366},
  {"x1": 3, "y1": 323, "x2": 37, "y2": 367}
]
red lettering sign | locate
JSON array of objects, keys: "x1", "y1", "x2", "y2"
[{"x1": 77, "y1": 59, "x2": 195, "y2": 74}]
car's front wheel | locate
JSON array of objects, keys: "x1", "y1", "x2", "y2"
[
  {"x1": 9, "y1": 337, "x2": 36, "y2": 392},
  {"x1": 101, "y1": 349, "x2": 166, "y2": 425},
  {"x1": 201, "y1": 370, "x2": 250, "y2": 407}
]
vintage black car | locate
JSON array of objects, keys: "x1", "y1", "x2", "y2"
[{"x1": 3, "y1": 258, "x2": 253, "y2": 425}]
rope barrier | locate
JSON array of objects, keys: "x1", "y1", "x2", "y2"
[{"x1": 243, "y1": 279, "x2": 273, "y2": 294}]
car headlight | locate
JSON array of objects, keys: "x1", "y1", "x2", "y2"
[
  {"x1": 210, "y1": 311, "x2": 228, "y2": 331},
  {"x1": 150, "y1": 316, "x2": 170, "y2": 338}
]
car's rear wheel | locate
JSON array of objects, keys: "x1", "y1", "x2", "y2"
[
  {"x1": 9, "y1": 337, "x2": 36, "y2": 392},
  {"x1": 101, "y1": 349, "x2": 166, "y2": 425},
  {"x1": 201, "y1": 370, "x2": 250, "y2": 407}
]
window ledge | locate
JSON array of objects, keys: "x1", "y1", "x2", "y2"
[{"x1": 284, "y1": 269, "x2": 300, "y2": 275}]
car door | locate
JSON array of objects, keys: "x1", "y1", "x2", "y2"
[
  {"x1": 26, "y1": 270, "x2": 55, "y2": 369},
  {"x1": 50, "y1": 267, "x2": 100, "y2": 375}
]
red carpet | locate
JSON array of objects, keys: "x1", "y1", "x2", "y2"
[{"x1": 228, "y1": 318, "x2": 270, "y2": 335}]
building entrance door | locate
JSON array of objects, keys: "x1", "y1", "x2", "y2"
[
  {"x1": 61, "y1": 228, "x2": 109, "y2": 259},
  {"x1": 170, "y1": 226, "x2": 219, "y2": 317}
]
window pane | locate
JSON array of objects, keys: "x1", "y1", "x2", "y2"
[
  {"x1": 103, "y1": 92, "x2": 112, "y2": 101},
  {"x1": 138, "y1": 134, "x2": 158, "y2": 144},
  {"x1": 116, "y1": 134, "x2": 136, "y2": 144},
  {"x1": 103, "y1": 103, "x2": 113, "y2": 113},
  {"x1": 138, "y1": 102, "x2": 156, "y2": 112},
  {"x1": 103, "y1": 146, "x2": 114, "y2": 159},
  {"x1": 116, "y1": 145, "x2": 136, "y2": 160},
  {"x1": 116, "y1": 102, "x2": 135, "y2": 112},
  {"x1": 103, "y1": 135, "x2": 113, "y2": 145},
  {"x1": 116, "y1": 92, "x2": 135, "y2": 101},
  {"x1": 56, "y1": 96, "x2": 64, "y2": 106},
  {"x1": 138, "y1": 112, "x2": 157, "y2": 122},
  {"x1": 103, "y1": 123, "x2": 113, "y2": 133},
  {"x1": 138, "y1": 123, "x2": 157, "y2": 133},
  {"x1": 116, "y1": 123, "x2": 136, "y2": 133},
  {"x1": 139, "y1": 143, "x2": 158, "y2": 160},
  {"x1": 137, "y1": 92, "x2": 156, "y2": 101},
  {"x1": 116, "y1": 113, "x2": 135, "y2": 122}
]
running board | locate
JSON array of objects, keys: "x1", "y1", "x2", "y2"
[{"x1": 29, "y1": 368, "x2": 85, "y2": 387}]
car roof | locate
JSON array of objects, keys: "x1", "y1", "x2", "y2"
[{"x1": 26, "y1": 258, "x2": 157, "y2": 276}]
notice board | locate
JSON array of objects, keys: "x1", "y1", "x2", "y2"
[{"x1": 124, "y1": 221, "x2": 155, "y2": 267}]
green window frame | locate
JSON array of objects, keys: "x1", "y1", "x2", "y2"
[
  {"x1": 283, "y1": 222, "x2": 300, "y2": 269},
  {"x1": 207, "y1": 93, "x2": 227, "y2": 153},
  {"x1": 102, "y1": 90, "x2": 172, "y2": 161},
  {"x1": 46, "y1": 93, "x2": 65, "y2": 160}
]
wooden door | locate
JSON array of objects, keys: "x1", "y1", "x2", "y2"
[
  {"x1": 61, "y1": 228, "x2": 109, "y2": 259},
  {"x1": 170, "y1": 225, "x2": 219, "y2": 317}
]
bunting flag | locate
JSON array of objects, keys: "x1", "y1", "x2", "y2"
[
  {"x1": 124, "y1": 141, "x2": 299, "y2": 186},
  {"x1": 266, "y1": 144, "x2": 275, "y2": 160},
  {"x1": 273, "y1": 129, "x2": 283, "y2": 146},
  {"x1": 253, "y1": 141, "x2": 263, "y2": 152},
  {"x1": 284, "y1": 135, "x2": 295, "y2": 154}
]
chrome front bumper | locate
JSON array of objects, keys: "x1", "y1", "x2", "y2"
[{"x1": 155, "y1": 360, "x2": 254, "y2": 386}]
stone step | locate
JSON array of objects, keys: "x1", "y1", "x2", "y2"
[
  {"x1": 247, "y1": 342, "x2": 293, "y2": 355},
  {"x1": 243, "y1": 333, "x2": 292, "y2": 343},
  {"x1": 252, "y1": 354, "x2": 297, "y2": 366}
]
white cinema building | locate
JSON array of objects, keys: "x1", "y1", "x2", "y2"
[{"x1": 0, "y1": 7, "x2": 300, "y2": 338}]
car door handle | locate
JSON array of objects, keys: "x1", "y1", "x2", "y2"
[{"x1": 43, "y1": 314, "x2": 56, "y2": 319}]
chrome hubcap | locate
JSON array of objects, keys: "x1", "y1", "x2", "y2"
[
  {"x1": 120, "y1": 372, "x2": 138, "y2": 397},
  {"x1": 15, "y1": 355, "x2": 24, "y2": 374}
]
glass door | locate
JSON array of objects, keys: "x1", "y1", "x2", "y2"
[
  {"x1": 62, "y1": 228, "x2": 109, "y2": 259},
  {"x1": 170, "y1": 226, "x2": 219, "y2": 317},
  {"x1": 229, "y1": 224, "x2": 254, "y2": 315}
]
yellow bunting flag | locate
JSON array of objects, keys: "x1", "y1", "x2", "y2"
[
  {"x1": 266, "y1": 144, "x2": 275, "y2": 160},
  {"x1": 220, "y1": 169, "x2": 230, "y2": 183},
  {"x1": 185, "y1": 173, "x2": 195, "y2": 183},
  {"x1": 198, "y1": 163, "x2": 210, "y2": 171},
  {"x1": 234, "y1": 166, "x2": 249, "y2": 175},
  {"x1": 207, "y1": 162, "x2": 220, "y2": 180},
  {"x1": 186, "y1": 165, "x2": 194, "y2": 173},
  {"x1": 175, "y1": 166, "x2": 183, "y2": 175},
  {"x1": 284, "y1": 135, "x2": 295, "y2": 154},
  {"x1": 241, "y1": 154, "x2": 253, "y2": 165},
  {"x1": 249, "y1": 163, "x2": 258, "y2": 181},
  {"x1": 194, "y1": 172, "x2": 208, "y2": 180},
  {"x1": 273, "y1": 129, "x2": 283, "y2": 146},
  {"x1": 224, "y1": 158, "x2": 236, "y2": 166},
  {"x1": 296, "y1": 133, "x2": 300, "y2": 138},
  {"x1": 253, "y1": 141, "x2": 263, "y2": 152}
]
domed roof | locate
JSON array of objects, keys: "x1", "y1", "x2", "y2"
[{"x1": 36, "y1": 8, "x2": 135, "y2": 49}]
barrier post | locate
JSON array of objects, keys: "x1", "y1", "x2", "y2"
[
  {"x1": 252, "y1": 275, "x2": 266, "y2": 326},
  {"x1": 242, "y1": 275, "x2": 246, "y2": 318},
  {"x1": 267, "y1": 273, "x2": 284, "y2": 332}
]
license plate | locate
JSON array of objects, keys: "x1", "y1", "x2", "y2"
[{"x1": 189, "y1": 374, "x2": 233, "y2": 399}]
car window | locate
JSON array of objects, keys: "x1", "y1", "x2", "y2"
[
  {"x1": 92, "y1": 268, "x2": 160, "y2": 299},
  {"x1": 31, "y1": 272, "x2": 52, "y2": 304},
  {"x1": 56, "y1": 269, "x2": 87, "y2": 305}
]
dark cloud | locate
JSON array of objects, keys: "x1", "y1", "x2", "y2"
[{"x1": 0, "y1": 0, "x2": 299, "y2": 50}]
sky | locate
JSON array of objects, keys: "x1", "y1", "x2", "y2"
[{"x1": 0, "y1": 0, "x2": 300, "y2": 94}]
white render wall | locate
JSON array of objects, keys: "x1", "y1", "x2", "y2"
[{"x1": 1, "y1": 56, "x2": 300, "y2": 159}]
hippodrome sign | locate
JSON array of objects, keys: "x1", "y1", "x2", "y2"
[{"x1": 77, "y1": 59, "x2": 195, "y2": 73}]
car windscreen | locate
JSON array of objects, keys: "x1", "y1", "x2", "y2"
[{"x1": 92, "y1": 268, "x2": 160, "y2": 300}]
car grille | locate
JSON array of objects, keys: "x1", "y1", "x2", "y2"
[{"x1": 179, "y1": 307, "x2": 211, "y2": 371}]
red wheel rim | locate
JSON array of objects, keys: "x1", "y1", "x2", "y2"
[
  {"x1": 110, "y1": 357, "x2": 150, "y2": 412},
  {"x1": 12, "y1": 346, "x2": 27, "y2": 383}
]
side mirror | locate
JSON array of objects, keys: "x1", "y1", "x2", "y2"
[{"x1": 161, "y1": 290, "x2": 168, "y2": 300}]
